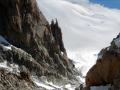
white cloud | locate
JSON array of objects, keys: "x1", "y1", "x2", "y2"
[
  {"x1": 37, "y1": 0, "x2": 120, "y2": 76},
  {"x1": 65, "y1": 0, "x2": 89, "y2": 5}
]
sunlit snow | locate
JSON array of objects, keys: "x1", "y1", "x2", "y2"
[
  {"x1": 91, "y1": 85, "x2": 111, "y2": 90},
  {"x1": 32, "y1": 76, "x2": 62, "y2": 90},
  {"x1": 0, "y1": 61, "x2": 20, "y2": 74},
  {"x1": 32, "y1": 78, "x2": 55, "y2": 90},
  {"x1": 114, "y1": 33, "x2": 120, "y2": 48},
  {"x1": 32, "y1": 75, "x2": 77, "y2": 90}
]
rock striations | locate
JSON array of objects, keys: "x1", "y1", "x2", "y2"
[
  {"x1": 0, "y1": 0, "x2": 78, "y2": 90},
  {"x1": 85, "y1": 33, "x2": 120, "y2": 90}
]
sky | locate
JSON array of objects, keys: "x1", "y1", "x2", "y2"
[
  {"x1": 37, "y1": 0, "x2": 120, "y2": 76},
  {"x1": 90, "y1": 0, "x2": 120, "y2": 9}
]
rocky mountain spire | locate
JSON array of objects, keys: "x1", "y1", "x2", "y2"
[{"x1": 0, "y1": 0, "x2": 79, "y2": 89}]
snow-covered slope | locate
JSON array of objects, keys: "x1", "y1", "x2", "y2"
[
  {"x1": 32, "y1": 76, "x2": 76, "y2": 90},
  {"x1": 37, "y1": 0, "x2": 120, "y2": 77}
]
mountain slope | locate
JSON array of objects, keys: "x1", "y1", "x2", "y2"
[{"x1": 0, "y1": 0, "x2": 79, "y2": 89}]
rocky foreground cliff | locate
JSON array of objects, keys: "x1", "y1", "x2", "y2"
[
  {"x1": 0, "y1": 0, "x2": 80, "y2": 90},
  {"x1": 85, "y1": 33, "x2": 120, "y2": 90}
]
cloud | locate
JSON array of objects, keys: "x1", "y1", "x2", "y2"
[
  {"x1": 37, "y1": 0, "x2": 120, "y2": 75},
  {"x1": 37, "y1": 0, "x2": 120, "y2": 50},
  {"x1": 65, "y1": 0, "x2": 89, "y2": 4}
]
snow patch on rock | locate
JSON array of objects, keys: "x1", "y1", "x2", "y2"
[
  {"x1": 0, "y1": 44, "x2": 12, "y2": 51},
  {"x1": 97, "y1": 53, "x2": 103, "y2": 60},
  {"x1": 114, "y1": 35, "x2": 120, "y2": 48},
  {"x1": 0, "y1": 61, "x2": 20, "y2": 74},
  {"x1": 32, "y1": 76, "x2": 59, "y2": 90},
  {"x1": 97, "y1": 55, "x2": 102, "y2": 60},
  {"x1": 32, "y1": 78, "x2": 55, "y2": 90}
]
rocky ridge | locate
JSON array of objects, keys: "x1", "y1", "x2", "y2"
[{"x1": 0, "y1": 0, "x2": 79, "y2": 89}]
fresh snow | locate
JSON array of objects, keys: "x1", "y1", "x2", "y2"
[
  {"x1": 64, "y1": 84, "x2": 76, "y2": 90},
  {"x1": 1, "y1": 45, "x2": 12, "y2": 51},
  {"x1": 32, "y1": 79, "x2": 55, "y2": 90},
  {"x1": 32, "y1": 76, "x2": 61, "y2": 90},
  {"x1": 97, "y1": 51, "x2": 104, "y2": 60},
  {"x1": 0, "y1": 61, "x2": 20, "y2": 74},
  {"x1": 114, "y1": 36, "x2": 120, "y2": 48},
  {"x1": 32, "y1": 76, "x2": 77, "y2": 90},
  {"x1": 97, "y1": 54, "x2": 103, "y2": 60}
]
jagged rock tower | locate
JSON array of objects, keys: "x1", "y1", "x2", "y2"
[{"x1": 0, "y1": 0, "x2": 78, "y2": 89}]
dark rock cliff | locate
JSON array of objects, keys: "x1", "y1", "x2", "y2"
[
  {"x1": 0, "y1": 0, "x2": 78, "y2": 89},
  {"x1": 85, "y1": 33, "x2": 120, "y2": 90}
]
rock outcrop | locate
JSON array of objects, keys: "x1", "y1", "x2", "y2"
[
  {"x1": 85, "y1": 33, "x2": 120, "y2": 90},
  {"x1": 0, "y1": 69, "x2": 45, "y2": 90},
  {"x1": 0, "y1": 0, "x2": 78, "y2": 89}
]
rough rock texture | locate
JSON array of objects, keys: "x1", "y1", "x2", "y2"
[
  {"x1": 0, "y1": 0, "x2": 78, "y2": 89},
  {"x1": 0, "y1": 69, "x2": 45, "y2": 90},
  {"x1": 85, "y1": 33, "x2": 120, "y2": 90}
]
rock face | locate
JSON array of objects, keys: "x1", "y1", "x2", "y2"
[
  {"x1": 0, "y1": 69, "x2": 44, "y2": 90},
  {"x1": 0, "y1": 0, "x2": 78, "y2": 89},
  {"x1": 86, "y1": 33, "x2": 120, "y2": 90}
]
